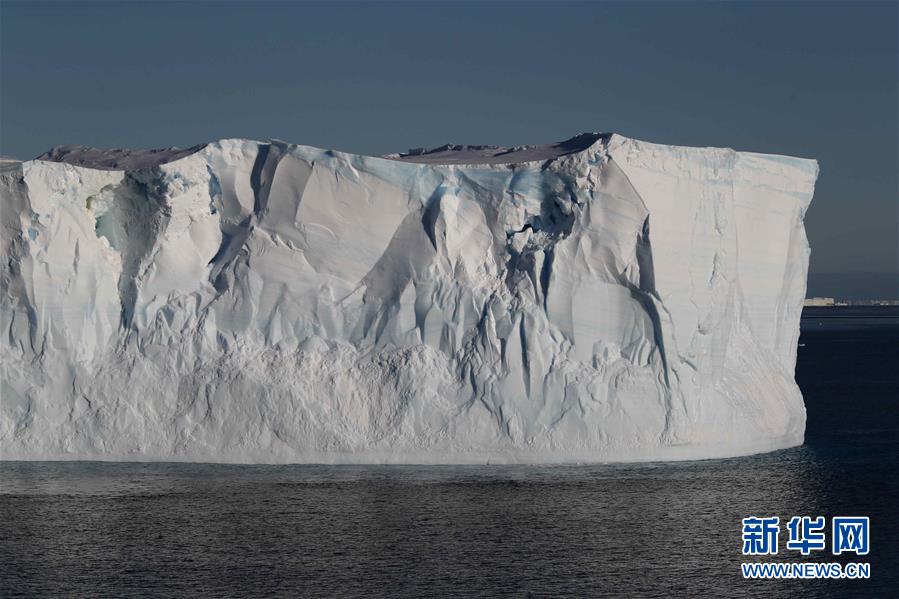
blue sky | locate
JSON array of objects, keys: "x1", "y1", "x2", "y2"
[{"x1": 2, "y1": 1, "x2": 896, "y2": 294}]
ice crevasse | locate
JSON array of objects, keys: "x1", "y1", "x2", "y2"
[{"x1": 0, "y1": 133, "x2": 818, "y2": 463}]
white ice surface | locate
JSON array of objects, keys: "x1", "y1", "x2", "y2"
[{"x1": 0, "y1": 133, "x2": 817, "y2": 463}]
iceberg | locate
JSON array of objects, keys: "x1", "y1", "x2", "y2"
[{"x1": 0, "y1": 133, "x2": 818, "y2": 463}]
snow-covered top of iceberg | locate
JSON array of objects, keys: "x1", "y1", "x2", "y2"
[
  {"x1": 27, "y1": 132, "x2": 818, "y2": 175},
  {"x1": 385, "y1": 132, "x2": 606, "y2": 165},
  {"x1": 35, "y1": 143, "x2": 207, "y2": 171}
]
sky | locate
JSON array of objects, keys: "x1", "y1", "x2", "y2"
[{"x1": 1, "y1": 1, "x2": 896, "y2": 297}]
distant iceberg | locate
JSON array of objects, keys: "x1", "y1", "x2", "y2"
[{"x1": 0, "y1": 133, "x2": 817, "y2": 463}]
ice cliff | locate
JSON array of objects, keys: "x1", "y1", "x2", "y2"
[{"x1": 0, "y1": 134, "x2": 818, "y2": 463}]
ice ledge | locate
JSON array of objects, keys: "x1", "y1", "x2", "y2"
[{"x1": 0, "y1": 432, "x2": 804, "y2": 465}]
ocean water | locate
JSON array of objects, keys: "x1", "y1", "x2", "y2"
[{"x1": 1, "y1": 307, "x2": 897, "y2": 597}]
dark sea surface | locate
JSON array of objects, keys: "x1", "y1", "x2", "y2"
[{"x1": 2, "y1": 307, "x2": 897, "y2": 597}]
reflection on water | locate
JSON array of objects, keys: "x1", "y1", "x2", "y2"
[{"x1": 1, "y1": 308, "x2": 897, "y2": 597}]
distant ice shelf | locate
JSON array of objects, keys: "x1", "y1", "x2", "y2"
[{"x1": 0, "y1": 133, "x2": 818, "y2": 463}]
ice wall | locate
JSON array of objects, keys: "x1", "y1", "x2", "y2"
[{"x1": 0, "y1": 134, "x2": 817, "y2": 463}]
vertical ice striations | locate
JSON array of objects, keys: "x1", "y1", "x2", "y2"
[{"x1": 0, "y1": 134, "x2": 817, "y2": 463}]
